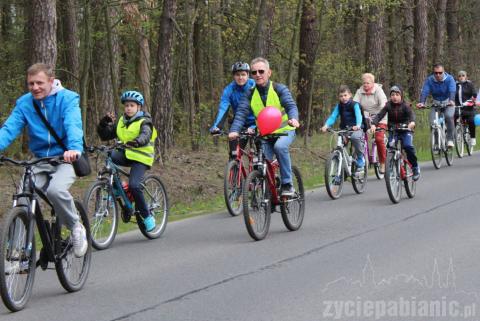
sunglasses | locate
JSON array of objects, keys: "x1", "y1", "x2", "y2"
[
  {"x1": 251, "y1": 69, "x2": 265, "y2": 76},
  {"x1": 434, "y1": 71, "x2": 443, "y2": 75}
]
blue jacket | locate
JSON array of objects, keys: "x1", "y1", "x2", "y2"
[
  {"x1": 0, "y1": 80, "x2": 84, "y2": 157},
  {"x1": 419, "y1": 72, "x2": 456, "y2": 103},
  {"x1": 230, "y1": 81, "x2": 299, "y2": 133},
  {"x1": 211, "y1": 79, "x2": 256, "y2": 130},
  {"x1": 325, "y1": 100, "x2": 362, "y2": 128}
]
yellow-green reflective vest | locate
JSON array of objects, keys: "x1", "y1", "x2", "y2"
[
  {"x1": 116, "y1": 117, "x2": 157, "y2": 166},
  {"x1": 250, "y1": 81, "x2": 295, "y2": 134}
]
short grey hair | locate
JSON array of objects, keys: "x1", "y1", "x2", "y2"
[
  {"x1": 361, "y1": 73, "x2": 375, "y2": 83},
  {"x1": 250, "y1": 57, "x2": 270, "y2": 70}
]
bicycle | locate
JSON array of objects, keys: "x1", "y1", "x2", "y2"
[
  {"x1": 219, "y1": 131, "x2": 256, "y2": 216},
  {"x1": 242, "y1": 133, "x2": 305, "y2": 241},
  {"x1": 384, "y1": 125, "x2": 416, "y2": 204},
  {"x1": 83, "y1": 143, "x2": 168, "y2": 250},
  {"x1": 422, "y1": 103, "x2": 454, "y2": 169},
  {"x1": 324, "y1": 128, "x2": 368, "y2": 199},
  {"x1": 454, "y1": 100, "x2": 475, "y2": 158},
  {"x1": 0, "y1": 156, "x2": 91, "y2": 312}
]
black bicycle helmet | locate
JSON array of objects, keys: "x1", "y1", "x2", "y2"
[{"x1": 231, "y1": 61, "x2": 250, "y2": 74}]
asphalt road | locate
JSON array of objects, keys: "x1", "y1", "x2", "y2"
[{"x1": 2, "y1": 154, "x2": 480, "y2": 321}]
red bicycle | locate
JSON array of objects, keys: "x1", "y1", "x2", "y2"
[{"x1": 242, "y1": 133, "x2": 305, "y2": 240}]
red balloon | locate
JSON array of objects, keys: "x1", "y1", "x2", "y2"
[{"x1": 257, "y1": 106, "x2": 282, "y2": 136}]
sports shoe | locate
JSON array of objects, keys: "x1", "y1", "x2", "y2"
[
  {"x1": 356, "y1": 155, "x2": 365, "y2": 168},
  {"x1": 71, "y1": 223, "x2": 88, "y2": 258},
  {"x1": 143, "y1": 215, "x2": 156, "y2": 232},
  {"x1": 447, "y1": 140, "x2": 454, "y2": 148},
  {"x1": 412, "y1": 166, "x2": 421, "y2": 181},
  {"x1": 281, "y1": 184, "x2": 295, "y2": 197},
  {"x1": 471, "y1": 138, "x2": 476, "y2": 146}
]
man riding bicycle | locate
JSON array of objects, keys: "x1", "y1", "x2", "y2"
[
  {"x1": 0, "y1": 63, "x2": 87, "y2": 257},
  {"x1": 228, "y1": 57, "x2": 300, "y2": 196},
  {"x1": 416, "y1": 63, "x2": 456, "y2": 147}
]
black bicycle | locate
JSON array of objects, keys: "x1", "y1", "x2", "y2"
[
  {"x1": 0, "y1": 156, "x2": 91, "y2": 312},
  {"x1": 84, "y1": 143, "x2": 168, "y2": 250}
]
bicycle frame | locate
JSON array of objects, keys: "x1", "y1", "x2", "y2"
[
  {"x1": 430, "y1": 104, "x2": 447, "y2": 149},
  {"x1": 231, "y1": 134, "x2": 256, "y2": 188},
  {"x1": 387, "y1": 129, "x2": 413, "y2": 181}
]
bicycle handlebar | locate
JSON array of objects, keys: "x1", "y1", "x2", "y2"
[{"x1": 0, "y1": 155, "x2": 66, "y2": 167}]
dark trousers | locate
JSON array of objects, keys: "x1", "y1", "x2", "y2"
[
  {"x1": 228, "y1": 137, "x2": 249, "y2": 160},
  {"x1": 389, "y1": 131, "x2": 418, "y2": 168},
  {"x1": 111, "y1": 150, "x2": 150, "y2": 218},
  {"x1": 454, "y1": 109, "x2": 476, "y2": 138}
]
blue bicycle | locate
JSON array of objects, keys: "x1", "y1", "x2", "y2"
[{"x1": 84, "y1": 143, "x2": 168, "y2": 250}]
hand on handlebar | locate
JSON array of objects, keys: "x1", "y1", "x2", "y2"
[
  {"x1": 288, "y1": 119, "x2": 300, "y2": 128},
  {"x1": 416, "y1": 102, "x2": 425, "y2": 109},
  {"x1": 63, "y1": 150, "x2": 81, "y2": 163},
  {"x1": 321, "y1": 125, "x2": 328, "y2": 133},
  {"x1": 408, "y1": 122, "x2": 416, "y2": 130},
  {"x1": 228, "y1": 132, "x2": 239, "y2": 140}
]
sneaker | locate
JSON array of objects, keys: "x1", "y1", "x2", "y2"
[
  {"x1": 379, "y1": 162, "x2": 385, "y2": 174},
  {"x1": 447, "y1": 140, "x2": 454, "y2": 148},
  {"x1": 71, "y1": 223, "x2": 88, "y2": 258},
  {"x1": 281, "y1": 184, "x2": 295, "y2": 197},
  {"x1": 471, "y1": 138, "x2": 476, "y2": 146},
  {"x1": 356, "y1": 155, "x2": 365, "y2": 168},
  {"x1": 412, "y1": 166, "x2": 421, "y2": 181},
  {"x1": 143, "y1": 215, "x2": 156, "y2": 232}
]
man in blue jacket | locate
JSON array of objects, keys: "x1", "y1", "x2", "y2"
[
  {"x1": 417, "y1": 63, "x2": 456, "y2": 147},
  {"x1": 0, "y1": 63, "x2": 87, "y2": 257},
  {"x1": 229, "y1": 57, "x2": 300, "y2": 196}
]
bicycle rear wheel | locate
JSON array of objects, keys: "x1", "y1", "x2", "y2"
[
  {"x1": 280, "y1": 166, "x2": 305, "y2": 231},
  {"x1": 223, "y1": 160, "x2": 243, "y2": 216},
  {"x1": 430, "y1": 128, "x2": 443, "y2": 169},
  {"x1": 445, "y1": 138, "x2": 454, "y2": 166},
  {"x1": 403, "y1": 161, "x2": 416, "y2": 198},
  {"x1": 464, "y1": 128, "x2": 474, "y2": 156},
  {"x1": 352, "y1": 161, "x2": 368, "y2": 194},
  {"x1": 55, "y1": 200, "x2": 92, "y2": 292},
  {"x1": 385, "y1": 152, "x2": 401, "y2": 204},
  {"x1": 325, "y1": 151, "x2": 344, "y2": 199},
  {"x1": 454, "y1": 124, "x2": 464, "y2": 158},
  {"x1": 0, "y1": 207, "x2": 36, "y2": 312},
  {"x1": 374, "y1": 163, "x2": 384, "y2": 180},
  {"x1": 243, "y1": 170, "x2": 271, "y2": 241},
  {"x1": 137, "y1": 175, "x2": 169, "y2": 239},
  {"x1": 83, "y1": 180, "x2": 118, "y2": 250}
]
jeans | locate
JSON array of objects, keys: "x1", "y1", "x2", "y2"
[
  {"x1": 262, "y1": 130, "x2": 296, "y2": 185},
  {"x1": 389, "y1": 131, "x2": 418, "y2": 168},
  {"x1": 349, "y1": 129, "x2": 365, "y2": 161},
  {"x1": 430, "y1": 102, "x2": 455, "y2": 141},
  {"x1": 111, "y1": 150, "x2": 151, "y2": 218}
]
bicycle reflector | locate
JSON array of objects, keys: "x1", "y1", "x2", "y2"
[{"x1": 257, "y1": 106, "x2": 282, "y2": 136}]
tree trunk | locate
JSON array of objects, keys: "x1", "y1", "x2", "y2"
[
  {"x1": 286, "y1": 0, "x2": 303, "y2": 88},
  {"x1": 446, "y1": 0, "x2": 460, "y2": 71},
  {"x1": 59, "y1": 0, "x2": 79, "y2": 91},
  {"x1": 403, "y1": 0, "x2": 414, "y2": 97},
  {"x1": 365, "y1": 4, "x2": 386, "y2": 86},
  {"x1": 104, "y1": 5, "x2": 121, "y2": 111},
  {"x1": 253, "y1": 0, "x2": 275, "y2": 58},
  {"x1": 413, "y1": 0, "x2": 428, "y2": 100},
  {"x1": 80, "y1": 0, "x2": 92, "y2": 138},
  {"x1": 151, "y1": 0, "x2": 177, "y2": 158},
  {"x1": 185, "y1": 0, "x2": 199, "y2": 151},
  {"x1": 296, "y1": 0, "x2": 318, "y2": 134},
  {"x1": 30, "y1": 0, "x2": 56, "y2": 66},
  {"x1": 433, "y1": 0, "x2": 447, "y2": 64}
]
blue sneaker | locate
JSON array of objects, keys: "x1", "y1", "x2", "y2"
[
  {"x1": 356, "y1": 155, "x2": 365, "y2": 168},
  {"x1": 143, "y1": 215, "x2": 156, "y2": 232}
]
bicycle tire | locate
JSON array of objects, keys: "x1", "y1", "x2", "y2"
[
  {"x1": 325, "y1": 150, "x2": 344, "y2": 200},
  {"x1": 83, "y1": 180, "x2": 118, "y2": 250},
  {"x1": 0, "y1": 207, "x2": 36, "y2": 312},
  {"x1": 55, "y1": 200, "x2": 92, "y2": 293},
  {"x1": 403, "y1": 161, "x2": 416, "y2": 198},
  {"x1": 243, "y1": 170, "x2": 271, "y2": 241},
  {"x1": 430, "y1": 128, "x2": 443, "y2": 169},
  {"x1": 352, "y1": 161, "x2": 368, "y2": 194},
  {"x1": 464, "y1": 128, "x2": 474, "y2": 156},
  {"x1": 137, "y1": 174, "x2": 169, "y2": 239},
  {"x1": 280, "y1": 166, "x2": 305, "y2": 231},
  {"x1": 454, "y1": 124, "x2": 464, "y2": 158},
  {"x1": 445, "y1": 137, "x2": 454, "y2": 166},
  {"x1": 223, "y1": 160, "x2": 244, "y2": 217},
  {"x1": 385, "y1": 152, "x2": 401, "y2": 204}
]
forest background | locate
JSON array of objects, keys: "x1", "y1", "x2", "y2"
[{"x1": 0, "y1": 0, "x2": 478, "y2": 218}]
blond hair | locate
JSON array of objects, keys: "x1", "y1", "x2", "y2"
[
  {"x1": 361, "y1": 73, "x2": 375, "y2": 83},
  {"x1": 27, "y1": 63, "x2": 55, "y2": 78}
]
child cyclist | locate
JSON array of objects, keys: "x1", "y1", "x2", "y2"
[
  {"x1": 370, "y1": 85, "x2": 420, "y2": 181},
  {"x1": 210, "y1": 61, "x2": 256, "y2": 158},
  {"x1": 321, "y1": 85, "x2": 365, "y2": 174},
  {"x1": 97, "y1": 90, "x2": 158, "y2": 231}
]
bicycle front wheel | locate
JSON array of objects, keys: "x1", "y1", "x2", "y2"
[
  {"x1": 83, "y1": 180, "x2": 118, "y2": 250},
  {"x1": 55, "y1": 200, "x2": 92, "y2": 292},
  {"x1": 224, "y1": 160, "x2": 244, "y2": 216},
  {"x1": 464, "y1": 128, "x2": 474, "y2": 156},
  {"x1": 280, "y1": 166, "x2": 305, "y2": 231},
  {"x1": 445, "y1": 136, "x2": 454, "y2": 166},
  {"x1": 385, "y1": 152, "x2": 401, "y2": 204},
  {"x1": 403, "y1": 161, "x2": 416, "y2": 199},
  {"x1": 137, "y1": 175, "x2": 169, "y2": 239},
  {"x1": 352, "y1": 161, "x2": 368, "y2": 194},
  {"x1": 325, "y1": 151, "x2": 344, "y2": 200},
  {"x1": 0, "y1": 207, "x2": 36, "y2": 312},
  {"x1": 430, "y1": 128, "x2": 443, "y2": 169},
  {"x1": 455, "y1": 124, "x2": 464, "y2": 158},
  {"x1": 243, "y1": 170, "x2": 271, "y2": 241}
]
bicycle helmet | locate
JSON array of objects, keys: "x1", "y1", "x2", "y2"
[
  {"x1": 231, "y1": 61, "x2": 250, "y2": 74},
  {"x1": 121, "y1": 90, "x2": 144, "y2": 106}
]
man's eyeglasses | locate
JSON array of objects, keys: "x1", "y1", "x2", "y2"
[
  {"x1": 251, "y1": 70, "x2": 265, "y2": 76},
  {"x1": 434, "y1": 71, "x2": 443, "y2": 75}
]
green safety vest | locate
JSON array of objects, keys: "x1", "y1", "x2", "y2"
[
  {"x1": 250, "y1": 81, "x2": 295, "y2": 134},
  {"x1": 116, "y1": 117, "x2": 157, "y2": 166}
]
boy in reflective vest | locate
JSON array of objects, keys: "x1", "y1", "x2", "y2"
[{"x1": 97, "y1": 90, "x2": 158, "y2": 231}]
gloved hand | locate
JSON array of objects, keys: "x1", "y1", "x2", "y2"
[
  {"x1": 210, "y1": 127, "x2": 221, "y2": 135},
  {"x1": 125, "y1": 140, "x2": 139, "y2": 148}
]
